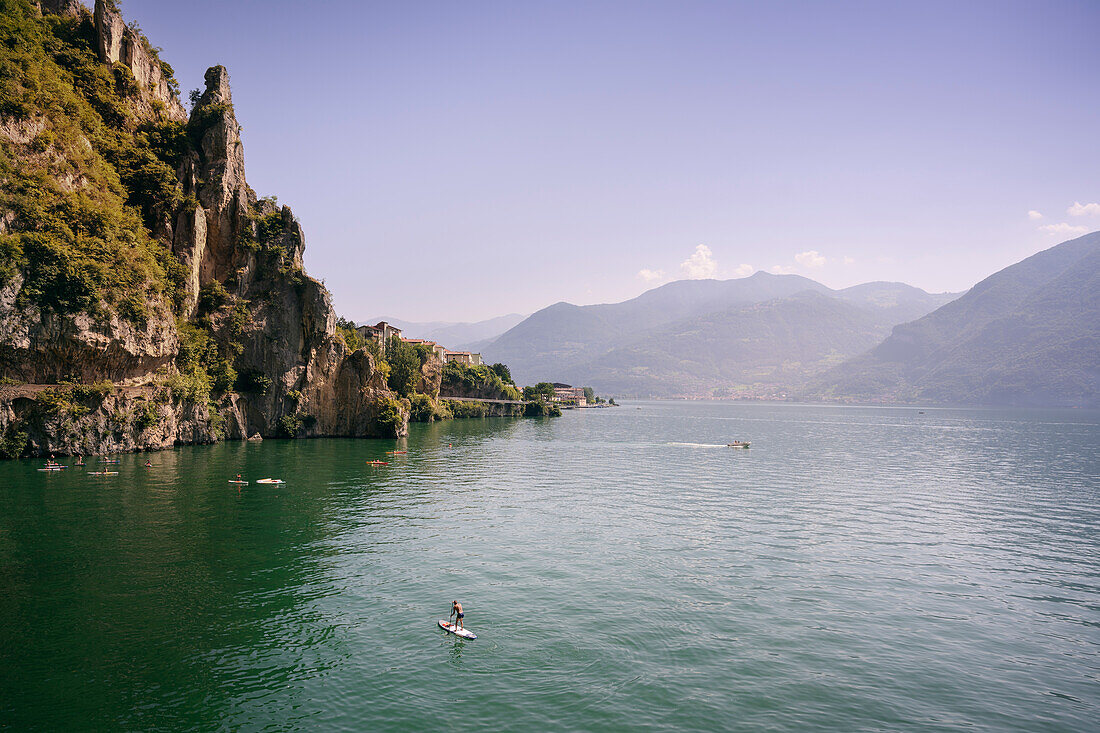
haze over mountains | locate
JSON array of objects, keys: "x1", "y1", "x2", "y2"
[
  {"x1": 479, "y1": 273, "x2": 959, "y2": 397},
  {"x1": 362, "y1": 314, "x2": 526, "y2": 349},
  {"x1": 372, "y1": 233, "x2": 1099, "y2": 408},
  {"x1": 812, "y1": 232, "x2": 1100, "y2": 407}
]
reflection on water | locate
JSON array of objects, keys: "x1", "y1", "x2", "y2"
[{"x1": 1, "y1": 404, "x2": 1098, "y2": 732}]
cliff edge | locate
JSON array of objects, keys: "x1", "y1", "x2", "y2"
[{"x1": 0, "y1": 0, "x2": 405, "y2": 457}]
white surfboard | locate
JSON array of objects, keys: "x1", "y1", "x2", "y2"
[
  {"x1": 438, "y1": 619, "x2": 476, "y2": 639},
  {"x1": 256, "y1": 478, "x2": 284, "y2": 484}
]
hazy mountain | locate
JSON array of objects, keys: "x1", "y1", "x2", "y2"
[
  {"x1": 834, "y1": 282, "x2": 960, "y2": 326},
  {"x1": 482, "y1": 273, "x2": 958, "y2": 393},
  {"x1": 813, "y1": 232, "x2": 1100, "y2": 407},
  {"x1": 362, "y1": 313, "x2": 527, "y2": 348},
  {"x1": 564, "y1": 292, "x2": 892, "y2": 396}
]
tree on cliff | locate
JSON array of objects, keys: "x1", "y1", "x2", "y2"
[
  {"x1": 386, "y1": 336, "x2": 420, "y2": 397},
  {"x1": 489, "y1": 363, "x2": 514, "y2": 385}
]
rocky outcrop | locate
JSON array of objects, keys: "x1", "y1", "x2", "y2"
[
  {"x1": 38, "y1": 0, "x2": 83, "y2": 17},
  {"x1": 0, "y1": 0, "x2": 459, "y2": 457},
  {"x1": 417, "y1": 355, "x2": 443, "y2": 397},
  {"x1": 0, "y1": 275, "x2": 178, "y2": 385},
  {"x1": 0, "y1": 384, "x2": 217, "y2": 457},
  {"x1": 93, "y1": 0, "x2": 187, "y2": 121},
  {"x1": 167, "y1": 63, "x2": 404, "y2": 442}
]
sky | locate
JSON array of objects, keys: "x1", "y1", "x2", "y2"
[{"x1": 113, "y1": 0, "x2": 1100, "y2": 322}]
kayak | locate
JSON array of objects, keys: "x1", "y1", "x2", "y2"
[
  {"x1": 228, "y1": 480, "x2": 248, "y2": 485},
  {"x1": 256, "y1": 478, "x2": 284, "y2": 484},
  {"x1": 88, "y1": 471, "x2": 119, "y2": 476},
  {"x1": 385, "y1": 451, "x2": 407, "y2": 455},
  {"x1": 367, "y1": 461, "x2": 389, "y2": 466},
  {"x1": 438, "y1": 619, "x2": 476, "y2": 640}
]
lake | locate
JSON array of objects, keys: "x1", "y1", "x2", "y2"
[{"x1": 1, "y1": 402, "x2": 1098, "y2": 731}]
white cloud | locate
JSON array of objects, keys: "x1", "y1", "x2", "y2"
[
  {"x1": 769, "y1": 264, "x2": 795, "y2": 275},
  {"x1": 843, "y1": 256, "x2": 856, "y2": 265},
  {"x1": 680, "y1": 244, "x2": 718, "y2": 279},
  {"x1": 1039, "y1": 222, "x2": 1089, "y2": 236},
  {"x1": 732, "y1": 263, "x2": 754, "y2": 277},
  {"x1": 794, "y1": 250, "x2": 826, "y2": 269},
  {"x1": 1027, "y1": 210, "x2": 1044, "y2": 220},
  {"x1": 1068, "y1": 201, "x2": 1100, "y2": 217},
  {"x1": 637, "y1": 268, "x2": 664, "y2": 282}
]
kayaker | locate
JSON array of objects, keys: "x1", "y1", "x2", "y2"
[{"x1": 450, "y1": 600, "x2": 465, "y2": 630}]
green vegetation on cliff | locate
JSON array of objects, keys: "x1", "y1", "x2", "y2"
[
  {"x1": 0, "y1": 0, "x2": 187, "y2": 320},
  {"x1": 442, "y1": 361, "x2": 521, "y2": 401}
]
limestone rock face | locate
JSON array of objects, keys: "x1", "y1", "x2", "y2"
[
  {"x1": 308, "y1": 349, "x2": 408, "y2": 438},
  {"x1": 418, "y1": 355, "x2": 443, "y2": 397},
  {"x1": 0, "y1": 385, "x2": 218, "y2": 457},
  {"x1": 0, "y1": 10, "x2": 410, "y2": 456},
  {"x1": 38, "y1": 0, "x2": 83, "y2": 17},
  {"x1": 0, "y1": 275, "x2": 178, "y2": 385},
  {"x1": 93, "y1": 0, "x2": 187, "y2": 121},
  {"x1": 170, "y1": 64, "x2": 404, "y2": 441},
  {"x1": 93, "y1": 0, "x2": 124, "y2": 64}
]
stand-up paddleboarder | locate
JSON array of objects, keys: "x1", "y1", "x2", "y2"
[{"x1": 450, "y1": 600, "x2": 465, "y2": 630}]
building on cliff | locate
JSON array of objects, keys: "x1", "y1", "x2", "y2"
[
  {"x1": 443, "y1": 351, "x2": 484, "y2": 367},
  {"x1": 356, "y1": 321, "x2": 403, "y2": 348},
  {"x1": 400, "y1": 338, "x2": 446, "y2": 360}
]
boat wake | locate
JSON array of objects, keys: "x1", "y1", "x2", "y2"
[{"x1": 666, "y1": 442, "x2": 728, "y2": 448}]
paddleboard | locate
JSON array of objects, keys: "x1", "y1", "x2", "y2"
[
  {"x1": 38, "y1": 467, "x2": 65, "y2": 471},
  {"x1": 438, "y1": 620, "x2": 476, "y2": 639},
  {"x1": 88, "y1": 471, "x2": 118, "y2": 476},
  {"x1": 256, "y1": 478, "x2": 284, "y2": 484},
  {"x1": 228, "y1": 480, "x2": 249, "y2": 485}
]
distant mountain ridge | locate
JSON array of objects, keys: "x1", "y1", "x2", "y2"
[
  {"x1": 812, "y1": 232, "x2": 1100, "y2": 407},
  {"x1": 481, "y1": 272, "x2": 959, "y2": 395},
  {"x1": 362, "y1": 313, "x2": 527, "y2": 349}
]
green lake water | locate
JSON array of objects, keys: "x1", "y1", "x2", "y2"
[{"x1": 1, "y1": 402, "x2": 1098, "y2": 731}]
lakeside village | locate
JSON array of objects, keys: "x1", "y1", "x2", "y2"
[{"x1": 352, "y1": 321, "x2": 617, "y2": 410}]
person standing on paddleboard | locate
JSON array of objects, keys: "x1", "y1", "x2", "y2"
[{"x1": 450, "y1": 600, "x2": 465, "y2": 630}]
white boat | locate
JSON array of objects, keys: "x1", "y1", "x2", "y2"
[
  {"x1": 256, "y1": 478, "x2": 285, "y2": 484},
  {"x1": 727, "y1": 441, "x2": 751, "y2": 448}
]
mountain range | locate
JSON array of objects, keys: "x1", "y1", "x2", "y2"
[
  {"x1": 479, "y1": 273, "x2": 959, "y2": 396},
  {"x1": 810, "y1": 231, "x2": 1100, "y2": 407}
]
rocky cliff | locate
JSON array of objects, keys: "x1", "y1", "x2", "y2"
[{"x1": 0, "y1": 0, "x2": 406, "y2": 456}]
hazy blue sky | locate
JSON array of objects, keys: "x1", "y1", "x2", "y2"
[{"x1": 118, "y1": 0, "x2": 1099, "y2": 322}]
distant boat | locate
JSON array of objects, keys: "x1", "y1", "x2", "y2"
[
  {"x1": 727, "y1": 441, "x2": 751, "y2": 449},
  {"x1": 368, "y1": 460, "x2": 389, "y2": 466}
]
